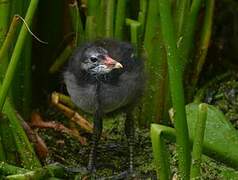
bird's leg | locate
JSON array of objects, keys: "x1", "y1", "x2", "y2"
[
  {"x1": 88, "y1": 82, "x2": 103, "y2": 172},
  {"x1": 87, "y1": 110, "x2": 103, "y2": 172},
  {"x1": 125, "y1": 112, "x2": 135, "y2": 174}
]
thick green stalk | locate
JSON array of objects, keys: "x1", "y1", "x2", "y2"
[
  {"x1": 85, "y1": 0, "x2": 100, "y2": 41},
  {"x1": 0, "y1": 0, "x2": 10, "y2": 46},
  {"x1": 87, "y1": 0, "x2": 100, "y2": 17},
  {"x1": 178, "y1": 0, "x2": 203, "y2": 72},
  {"x1": 175, "y1": 0, "x2": 189, "y2": 37},
  {"x1": 0, "y1": 0, "x2": 39, "y2": 111},
  {"x1": 189, "y1": 0, "x2": 215, "y2": 98},
  {"x1": 190, "y1": 103, "x2": 207, "y2": 179},
  {"x1": 0, "y1": 0, "x2": 11, "y2": 82},
  {"x1": 114, "y1": 0, "x2": 126, "y2": 40},
  {"x1": 11, "y1": 0, "x2": 31, "y2": 118},
  {"x1": 151, "y1": 124, "x2": 171, "y2": 180},
  {"x1": 158, "y1": 0, "x2": 190, "y2": 179},
  {"x1": 0, "y1": 0, "x2": 11, "y2": 162},
  {"x1": 97, "y1": 0, "x2": 106, "y2": 38},
  {"x1": 105, "y1": 0, "x2": 115, "y2": 38},
  {"x1": 69, "y1": 0, "x2": 84, "y2": 45},
  {"x1": 140, "y1": 0, "x2": 168, "y2": 125},
  {"x1": 85, "y1": 16, "x2": 96, "y2": 41}
]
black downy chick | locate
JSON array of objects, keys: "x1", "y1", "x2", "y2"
[{"x1": 63, "y1": 39, "x2": 144, "y2": 174}]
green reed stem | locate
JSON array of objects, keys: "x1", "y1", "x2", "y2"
[
  {"x1": 114, "y1": 0, "x2": 126, "y2": 40},
  {"x1": 189, "y1": 0, "x2": 215, "y2": 98},
  {"x1": 49, "y1": 43, "x2": 74, "y2": 74},
  {"x1": 85, "y1": 16, "x2": 96, "y2": 41},
  {"x1": 0, "y1": 0, "x2": 39, "y2": 111},
  {"x1": 0, "y1": 16, "x2": 20, "y2": 65},
  {"x1": 69, "y1": 0, "x2": 84, "y2": 45},
  {"x1": 175, "y1": 0, "x2": 189, "y2": 38},
  {"x1": 178, "y1": 0, "x2": 203, "y2": 73},
  {"x1": 138, "y1": 0, "x2": 147, "y2": 41},
  {"x1": 105, "y1": 0, "x2": 115, "y2": 38},
  {"x1": 158, "y1": 0, "x2": 190, "y2": 179},
  {"x1": 126, "y1": 18, "x2": 141, "y2": 54},
  {"x1": 141, "y1": 0, "x2": 168, "y2": 125},
  {"x1": 0, "y1": 0, "x2": 11, "y2": 46},
  {"x1": 190, "y1": 103, "x2": 207, "y2": 179}
]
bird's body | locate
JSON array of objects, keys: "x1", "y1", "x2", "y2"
[
  {"x1": 64, "y1": 69, "x2": 142, "y2": 113},
  {"x1": 63, "y1": 39, "x2": 144, "y2": 175},
  {"x1": 64, "y1": 39, "x2": 144, "y2": 114}
]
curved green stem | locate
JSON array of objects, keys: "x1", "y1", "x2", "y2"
[{"x1": 151, "y1": 124, "x2": 171, "y2": 180}]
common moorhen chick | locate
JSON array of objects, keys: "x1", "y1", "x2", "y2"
[{"x1": 63, "y1": 39, "x2": 144, "y2": 174}]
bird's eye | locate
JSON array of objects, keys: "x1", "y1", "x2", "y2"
[{"x1": 90, "y1": 57, "x2": 98, "y2": 62}]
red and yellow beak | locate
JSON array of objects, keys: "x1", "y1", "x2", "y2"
[{"x1": 102, "y1": 55, "x2": 123, "y2": 69}]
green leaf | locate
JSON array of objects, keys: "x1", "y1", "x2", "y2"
[{"x1": 186, "y1": 103, "x2": 238, "y2": 168}]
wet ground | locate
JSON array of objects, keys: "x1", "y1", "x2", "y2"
[{"x1": 38, "y1": 112, "x2": 156, "y2": 179}]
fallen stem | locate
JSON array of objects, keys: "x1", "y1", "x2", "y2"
[{"x1": 30, "y1": 112, "x2": 87, "y2": 145}]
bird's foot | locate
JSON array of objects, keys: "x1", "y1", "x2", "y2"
[
  {"x1": 80, "y1": 164, "x2": 97, "y2": 180},
  {"x1": 127, "y1": 168, "x2": 137, "y2": 179},
  {"x1": 87, "y1": 163, "x2": 96, "y2": 173},
  {"x1": 100, "y1": 170, "x2": 138, "y2": 180}
]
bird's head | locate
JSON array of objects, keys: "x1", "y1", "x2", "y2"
[{"x1": 78, "y1": 46, "x2": 123, "y2": 76}]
